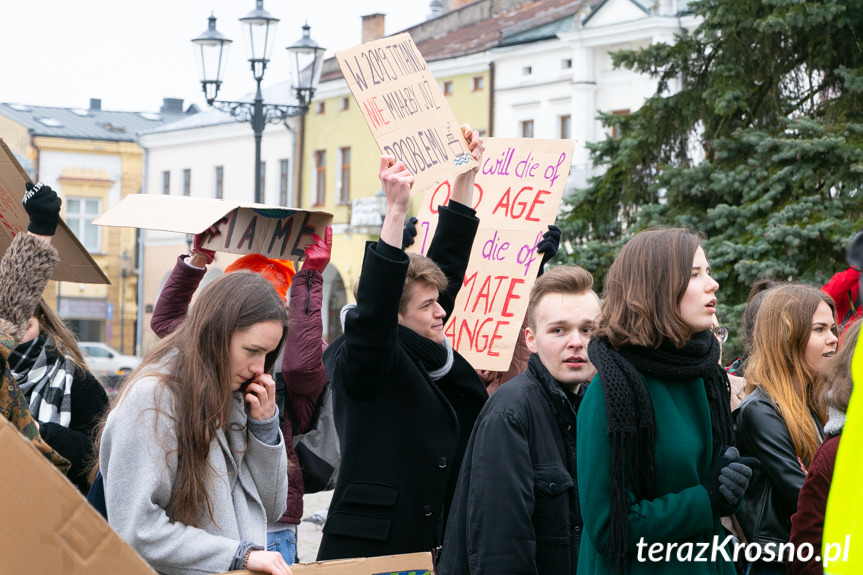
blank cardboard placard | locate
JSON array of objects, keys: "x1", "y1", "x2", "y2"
[
  {"x1": 0, "y1": 139, "x2": 109, "y2": 284},
  {"x1": 0, "y1": 417, "x2": 157, "y2": 574},
  {"x1": 221, "y1": 551, "x2": 434, "y2": 575},
  {"x1": 410, "y1": 137, "x2": 575, "y2": 371},
  {"x1": 94, "y1": 194, "x2": 333, "y2": 262},
  {"x1": 336, "y1": 33, "x2": 478, "y2": 195}
]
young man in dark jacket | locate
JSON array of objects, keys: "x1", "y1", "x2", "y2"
[
  {"x1": 439, "y1": 265, "x2": 601, "y2": 575},
  {"x1": 318, "y1": 127, "x2": 487, "y2": 561}
]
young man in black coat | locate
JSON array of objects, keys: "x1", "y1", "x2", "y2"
[
  {"x1": 439, "y1": 265, "x2": 602, "y2": 575},
  {"x1": 318, "y1": 127, "x2": 488, "y2": 561}
]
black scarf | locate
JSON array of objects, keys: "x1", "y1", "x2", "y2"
[
  {"x1": 587, "y1": 330, "x2": 734, "y2": 573},
  {"x1": 397, "y1": 325, "x2": 453, "y2": 380}
]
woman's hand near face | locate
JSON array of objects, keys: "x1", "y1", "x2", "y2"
[{"x1": 244, "y1": 373, "x2": 277, "y2": 421}]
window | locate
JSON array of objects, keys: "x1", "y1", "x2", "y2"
[
  {"x1": 559, "y1": 115, "x2": 571, "y2": 139},
  {"x1": 279, "y1": 160, "x2": 290, "y2": 206},
  {"x1": 314, "y1": 151, "x2": 326, "y2": 205},
  {"x1": 67, "y1": 197, "x2": 102, "y2": 252},
  {"x1": 161, "y1": 171, "x2": 170, "y2": 195},
  {"x1": 183, "y1": 169, "x2": 191, "y2": 196},
  {"x1": 340, "y1": 97, "x2": 350, "y2": 111},
  {"x1": 561, "y1": 58, "x2": 572, "y2": 70},
  {"x1": 611, "y1": 109, "x2": 630, "y2": 139},
  {"x1": 520, "y1": 120, "x2": 534, "y2": 138},
  {"x1": 339, "y1": 147, "x2": 351, "y2": 204},
  {"x1": 472, "y1": 76, "x2": 484, "y2": 91},
  {"x1": 214, "y1": 166, "x2": 224, "y2": 199},
  {"x1": 522, "y1": 66, "x2": 532, "y2": 76},
  {"x1": 443, "y1": 81, "x2": 454, "y2": 96},
  {"x1": 316, "y1": 101, "x2": 326, "y2": 114},
  {"x1": 259, "y1": 161, "x2": 266, "y2": 200}
]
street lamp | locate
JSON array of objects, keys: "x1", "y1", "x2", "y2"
[{"x1": 192, "y1": 1, "x2": 326, "y2": 204}]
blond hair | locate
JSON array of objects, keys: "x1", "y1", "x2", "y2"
[{"x1": 746, "y1": 284, "x2": 836, "y2": 466}]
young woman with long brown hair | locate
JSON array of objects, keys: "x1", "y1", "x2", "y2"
[
  {"x1": 577, "y1": 228, "x2": 756, "y2": 574},
  {"x1": 98, "y1": 271, "x2": 293, "y2": 575},
  {"x1": 735, "y1": 284, "x2": 838, "y2": 574}
]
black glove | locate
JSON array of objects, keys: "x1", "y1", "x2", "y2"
[
  {"x1": 718, "y1": 460, "x2": 757, "y2": 505},
  {"x1": 402, "y1": 216, "x2": 418, "y2": 249},
  {"x1": 23, "y1": 182, "x2": 62, "y2": 236},
  {"x1": 847, "y1": 231, "x2": 863, "y2": 270},
  {"x1": 703, "y1": 447, "x2": 758, "y2": 515},
  {"x1": 536, "y1": 224, "x2": 561, "y2": 276}
]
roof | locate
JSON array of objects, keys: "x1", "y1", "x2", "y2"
[
  {"x1": 498, "y1": 13, "x2": 577, "y2": 46},
  {"x1": 0, "y1": 102, "x2": 191, "y2": 142},
  {"x1": 320, "y1": 0, "x2": 587, "y2": 83}
]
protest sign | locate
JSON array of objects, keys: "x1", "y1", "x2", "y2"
[
  {"x1": 93, "y1": 195, "x2": 333, "y2": 263},
  {"x1": 336, "y1": 33, "x2": 478, "y2": 195},
  {"x1": 410, "y1": 137, "x2": 575, "y2": 371},
  {"x1": 0, "y1": 139, "x2": 109, "y2": 284},
  {"x1": 224, "y1": 551, "x2": 434, "y2": 575}
]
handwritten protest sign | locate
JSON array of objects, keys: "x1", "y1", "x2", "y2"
[
  {"x1": 409, "y1": 138, "x2": 575, "y2": 371},
  {"x1": 0, "y1": 139, "x2": 108, "y2": 284},
  {"x1": 336, "y1": 33, "x2": 478, "y2": 195},
  {"x1": 93, "y1": 195, "x2": 333, "y2": 263}
]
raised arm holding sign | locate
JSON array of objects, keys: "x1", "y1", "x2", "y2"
[{"x1": 319, "y1": 129, "x2": 488, "y2": 561}]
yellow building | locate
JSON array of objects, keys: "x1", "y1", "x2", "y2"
[{"x1": 0, "y1": 98, "x2": 192, "y2": 355}]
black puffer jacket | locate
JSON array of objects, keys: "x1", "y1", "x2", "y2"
[{"x1": 735, "y1": 388, "x2": 823, "y2": 556}]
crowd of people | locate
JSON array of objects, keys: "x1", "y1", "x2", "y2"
[{"x1": 1, "y1": 126, "x2": 860, "y2": 575}]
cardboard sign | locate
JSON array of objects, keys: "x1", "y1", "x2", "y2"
[
  {"x1": 0, "y1": 416, "x2": 158, "y2": 574},
  {"x1": 223, "y1": 552, "x2": 434, "y2": 575},
  {"x1": 410, "y1": 137, "x2": 575, "y2": 371},
  {"x1": 94, "y1": 195, "x2": 333, "y2": 262},
  {"x1": 0, "y1": 139, "x2": 109, "y2": 284},
  {"x1": 336, "y1": 33, "x2": 478, "y2": 195}
]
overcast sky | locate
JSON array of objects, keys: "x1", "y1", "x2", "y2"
[{"x1": 0, "y1": 0, "x2": 430, "y2": 112}]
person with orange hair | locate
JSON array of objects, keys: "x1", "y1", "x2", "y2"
[{"x1": 149, "y1": 223, "x2": 333, "y2": 564}]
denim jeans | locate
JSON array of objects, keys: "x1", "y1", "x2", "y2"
[{"x1": 267, "y1": 527, "x2": 297, "y2": 564}]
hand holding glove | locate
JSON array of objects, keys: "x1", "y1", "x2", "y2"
[
  {"x1": 402, "y1": 216, "x2": 418, "y2": 249},
  {"x1": 302, "y1": 225, "x2": 333, "y2": 274},
  {"x1": 23, "y1": 182, "x2": 62, "y2": 236},
  {"x1": 536, "y1": 224, "x2": 562, "y2": 276},
  {"x1": 703, "y1": 446, "x2": 759, "y2": 515}
]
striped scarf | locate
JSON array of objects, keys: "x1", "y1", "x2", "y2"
[{"x1": 7, "y1": 334, "x2": 74, "y2": 427}]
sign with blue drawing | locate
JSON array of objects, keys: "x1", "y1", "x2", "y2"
[{"x1": 335, "y1": 33, "x2": 478, "y2": 195}]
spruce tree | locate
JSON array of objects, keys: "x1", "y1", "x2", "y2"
[{"x1": 560, "y1": 0, "x2": 863, "y2": 355}]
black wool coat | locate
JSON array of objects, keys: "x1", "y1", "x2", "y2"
[{"x1": 318, "y1": 203, "x2": 488, "y2": 561}]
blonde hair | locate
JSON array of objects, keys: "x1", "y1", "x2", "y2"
[{"x1": 745, "y1": 284, "x2": 836, "y2": 466}]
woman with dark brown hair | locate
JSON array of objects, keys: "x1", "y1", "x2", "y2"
[
  {"x1": 577, "y1": 228, "x2": 756, "y2": 574},
  {"x1": 98, "y1": 271, "x2": 293, "y2": 575}
]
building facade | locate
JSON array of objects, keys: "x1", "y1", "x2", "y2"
[{"x1": 0, "y1": 98, "x2": 192, "y2": 355}]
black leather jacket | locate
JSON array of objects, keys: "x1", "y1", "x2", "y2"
[{"x1": 734, "y1": 388, "x2": 823, "y2": 555}]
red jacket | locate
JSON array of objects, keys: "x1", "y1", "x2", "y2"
[
  {"x1": 150, "y1": 256, "x2": 328, "y2": 524},
  {"x1": 822, "y1": 268, "x2": 861, "y2": 328}
]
